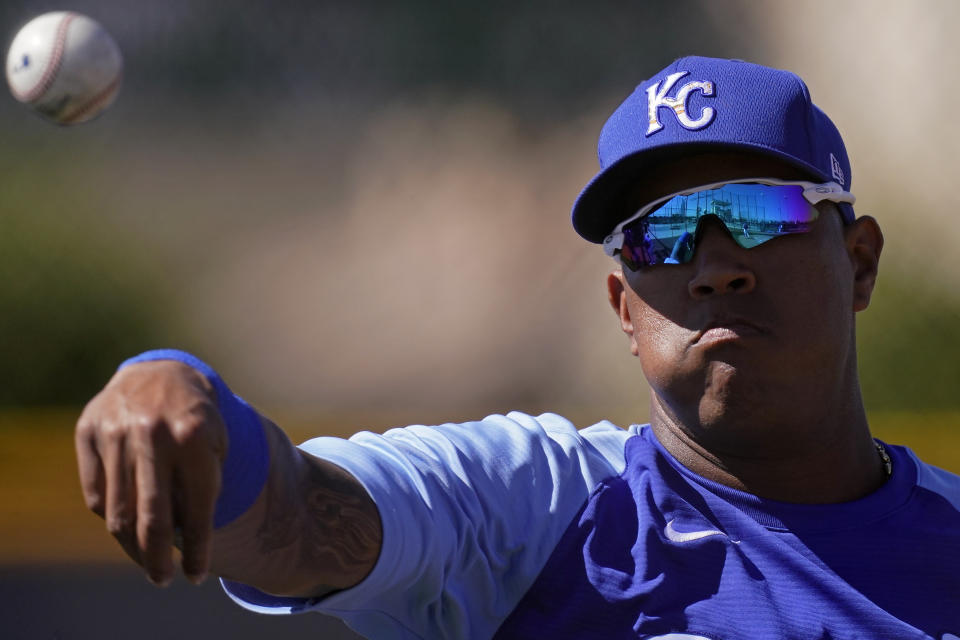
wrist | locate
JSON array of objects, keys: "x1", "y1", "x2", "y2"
[{"x1": 118, "y1": 349, "x2": 270, "y2": 528}]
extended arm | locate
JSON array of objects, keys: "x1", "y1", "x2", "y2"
[{"x1": 74, "y1": 358, "x2": 382, "y2": 596}]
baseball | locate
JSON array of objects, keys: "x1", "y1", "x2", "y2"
[{"x1": 6, "y1": 12, "x2": 123, "y2": 125}]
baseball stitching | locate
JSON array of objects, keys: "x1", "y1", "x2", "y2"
[
  {"x1": 59, "y1": 75, "x2": 121, "y2": 124},
  {"x1": 13, "y1": 12, "x2": 77, "y2": 104}
]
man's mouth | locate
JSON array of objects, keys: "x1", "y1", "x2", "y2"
[{"x1": 693, "y1": 318, "x2": 766, "y2": 346}]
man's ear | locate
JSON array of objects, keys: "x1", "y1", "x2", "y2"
[
  {"x1": 607, "y1": 271, "x2": 639, "y2": 356},
  {"x1": 845, "y1": 215, "x2": 884, "y2": 312}
]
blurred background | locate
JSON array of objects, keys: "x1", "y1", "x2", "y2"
[{"x1": 2, "y1": 1, "x2": 959, "y2": 638}]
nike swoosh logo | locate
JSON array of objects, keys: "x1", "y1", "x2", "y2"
[{"x1": 664, "y1": 519, "x2": 729, "y2": 543}]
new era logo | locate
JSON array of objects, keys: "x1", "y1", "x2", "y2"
[{"x1": 830, "y1": 153, "x2": 845, "y2": 186}]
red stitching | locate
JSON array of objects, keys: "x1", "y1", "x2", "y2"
[
  {"x1": 13, "y1": 12, "x2": 77, "y2": 104},
  {"x1": 59, "y1": 75, "x2": 120, "y2": 124}
]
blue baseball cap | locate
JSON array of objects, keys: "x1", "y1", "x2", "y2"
[{"x1": 572, "y1": 56, "x2": 854, "y2": 243}]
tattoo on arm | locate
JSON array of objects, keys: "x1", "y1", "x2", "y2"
[
  {"x1": 255, "y1": 443, "x2": 382, "y2": 597},
  {"x1": 299, "y1": 463, "x2": 382, "y2": 575}
]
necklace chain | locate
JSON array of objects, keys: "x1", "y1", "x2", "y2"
[{"x1": 874, "y1": 440, "x2": 893, "y2": 478}]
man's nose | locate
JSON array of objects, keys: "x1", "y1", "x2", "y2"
[{"x1": 687, "y1": 216, "x2": 757, "y2": 299}]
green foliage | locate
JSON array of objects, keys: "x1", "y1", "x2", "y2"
[
  {"x1": 858, "y1": 273, "x2": 960, "y2": 410},
  {"x1": 0, "y1": 152, "x2": 183, "y2": 406}
]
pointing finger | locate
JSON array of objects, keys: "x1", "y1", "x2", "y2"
[
  {"x1": 101, "y1": 423, "x2": 140, "y2": 565},
  {"x1": 134, "y1": 429, "x2": 175, "y2": 587}
]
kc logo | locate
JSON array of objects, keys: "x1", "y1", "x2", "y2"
[{"x1": 646, "y1": 71, "x2": 716, "y2": 136}]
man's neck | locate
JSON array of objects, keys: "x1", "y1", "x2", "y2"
[{"x1": 648, "y1": 395, "x2": 888, "y2": 504}]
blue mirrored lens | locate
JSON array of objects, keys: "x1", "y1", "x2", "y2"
[{"x1": 619, "y1": 184, "x2": 818, "y2": 270}]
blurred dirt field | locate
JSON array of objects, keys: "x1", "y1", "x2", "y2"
[{"x1": 1, "y1": 565, "x2": 362, "y2": 640}]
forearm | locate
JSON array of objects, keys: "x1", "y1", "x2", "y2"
[
  {"x1": 209, "y1": 417, "x2": 383, "y2": 598},
  {"x1": 77, "y1": 349, "x2": 382, "y2": 596}
]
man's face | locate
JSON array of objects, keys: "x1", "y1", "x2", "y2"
[{"x1": 607, "y1": 151, "x2": 882, "y2": 452}]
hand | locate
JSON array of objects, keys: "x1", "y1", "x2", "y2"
[{"x1": 75, "y1": 360, "x2": 227, "y2": 586}]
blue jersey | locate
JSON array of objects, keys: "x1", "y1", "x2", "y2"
[{"x1": 222, "y1": 412, "x2": 960, "y2": 639}]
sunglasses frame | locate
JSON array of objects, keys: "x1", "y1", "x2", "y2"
[{"x1": 602, "y1": 178, "x2": 856, "y2": 269}]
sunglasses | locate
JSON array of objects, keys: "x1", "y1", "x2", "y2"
[{"x1": 602, "y1": 179, "x2": 856, "y2": 271}]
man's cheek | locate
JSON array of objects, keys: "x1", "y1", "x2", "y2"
[{"x1": 636, "y1": 329, "x2": 690, "y2": 389}]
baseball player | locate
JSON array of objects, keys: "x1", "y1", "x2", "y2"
[{"x1": 75, "y1": 57, "x2": 960, "y2": 639}]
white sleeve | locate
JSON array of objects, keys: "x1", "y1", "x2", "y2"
[{"x1": 222, "y1": 411, "x2": 633, "y2": 639}]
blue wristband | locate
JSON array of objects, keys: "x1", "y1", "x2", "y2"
[{"x1": 118, "y1": 349, "x2": 270, "y2": 529}]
